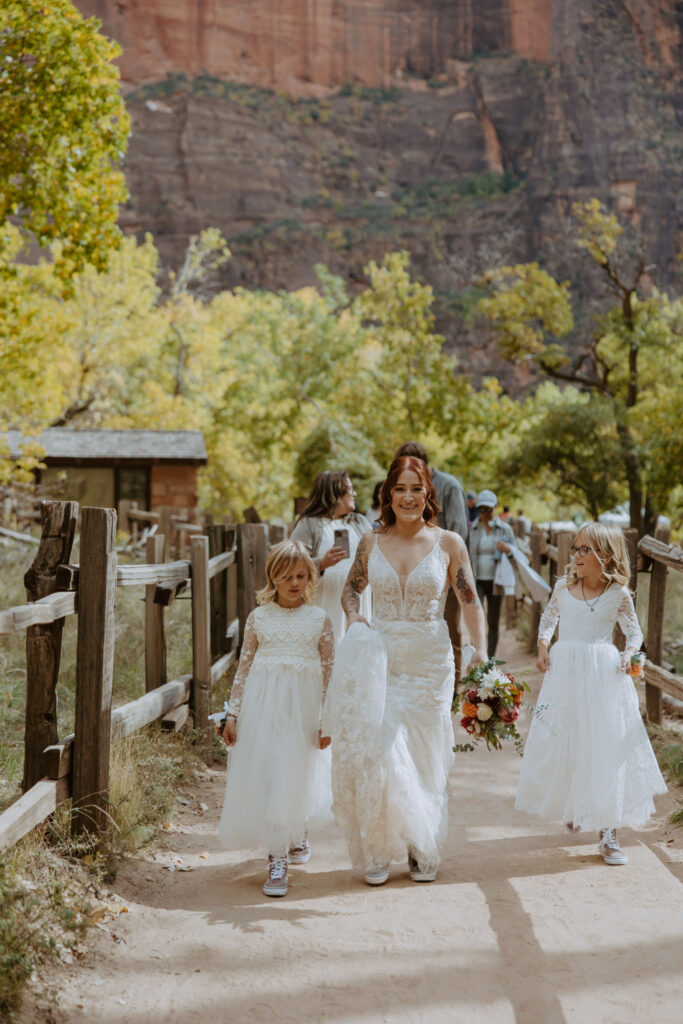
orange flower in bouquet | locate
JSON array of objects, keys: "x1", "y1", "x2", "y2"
[{"x1": 453, "y1": 659, "x2": 530, "y2": 755}]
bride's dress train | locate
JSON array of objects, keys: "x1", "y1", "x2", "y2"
[{"x1": 323, "y1": 530, "x2": 454, "y2": 873}]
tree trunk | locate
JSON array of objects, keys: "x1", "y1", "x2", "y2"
[{"x1": 615, "y1": 418, "x2": 644, "y2": 536}]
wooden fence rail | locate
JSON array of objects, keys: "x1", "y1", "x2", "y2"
[{"x1": 0, "y1": 501, "x2": 276, "y2": 853}]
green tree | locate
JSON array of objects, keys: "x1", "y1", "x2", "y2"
[
  {"x1": 0, "y1": 225, "x2": 72, "y2": 480},
  {"x1": 478, "y1": 200, "x2": 683, "y2": 534},
  {"x1": 0, "y1": 0, "x2": 129, "y2": 271},
  {"x1": 496, "y1": 383, "x2": 624, "y2": 519},
  {"x1": 294, "y1": 419, "x2": 383, "y2": 511}
]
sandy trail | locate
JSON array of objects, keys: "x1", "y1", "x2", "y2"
[{"x1": 26, "y1": 625, "x2": 683, "y2": 1024}]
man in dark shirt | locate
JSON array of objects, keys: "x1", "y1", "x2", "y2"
[{"x1": 394, "y1": 442, "x2": 469, "y2": 682}]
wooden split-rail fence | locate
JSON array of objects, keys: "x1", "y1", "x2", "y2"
[
  {"x1": 1, "y1": 502, "x2": 680, "y2": 853},
  {"x1": 0, "y1": 501, "x2": 285, "y2": 854}
]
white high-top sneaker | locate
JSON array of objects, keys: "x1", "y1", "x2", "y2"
[
  {"x1": 263, "y1": 855, "x2": 289, "y2": 896},
  {"x1": 599, "y1": 829, "x2": 628, "y2": 865}
]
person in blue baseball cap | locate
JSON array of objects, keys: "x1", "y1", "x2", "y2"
[{"x1": 469, "y1": 490, "x2": 517, "y2": 656}]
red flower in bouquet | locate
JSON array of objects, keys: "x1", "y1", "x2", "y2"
[{"x1": 452, "y1": 658, "x2": 529, "y2": 755}]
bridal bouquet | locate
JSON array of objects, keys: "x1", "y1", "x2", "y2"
[{"x1": 453, "y1": 659, "x2": 529, "y2": 755}]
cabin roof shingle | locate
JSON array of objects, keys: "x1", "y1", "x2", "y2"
[{"x1": 5, "y1": 429, "x2": 208, "y2": 464}]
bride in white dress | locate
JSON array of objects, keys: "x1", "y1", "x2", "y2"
[{"x1": 323, "y1": 456, "x2": 487, "y2": 885}]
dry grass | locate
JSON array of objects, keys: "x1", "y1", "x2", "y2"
[{"x1": 0, "y1": 540, "x2": 212, "y2": 1016}]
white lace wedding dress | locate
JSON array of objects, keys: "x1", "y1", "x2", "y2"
[
  {"x1": 516, "y1": 583, "x2": 667, "y2": 829},
  {"x1": 323, "y1": 529, "x2": 454, "y2": 874},
  {"x1": 218, "y1": 603, "x2": 334, "y2": 856}
]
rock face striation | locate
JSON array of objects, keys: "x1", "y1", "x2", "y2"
[
  {"x1": 78, "y1": 1, "x2": 682, "y2": 377},
  {"x1": 80, "y1": 1, "x2": 553, "y2": 91}
]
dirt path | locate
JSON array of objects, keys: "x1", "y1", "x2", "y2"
[{"x1": 26, "y1": 625, "x2": 683, "y2": 1024}]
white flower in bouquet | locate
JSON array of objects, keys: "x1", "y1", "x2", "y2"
[
  {"x1": 479, "y1": 668, "x2": 508, "y2": 694},
  {"x1": 476, "y1": 704, "x2": 493, "y2": 721}
]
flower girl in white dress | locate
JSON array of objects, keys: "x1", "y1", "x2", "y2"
[
  {"x1": 516, "y1": 522, "x2": 666, "y2": 865},
  {"x1": 218, "y1": 541, "x2": 334, "y2": 897}
]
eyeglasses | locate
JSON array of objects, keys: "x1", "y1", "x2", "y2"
[{"x1": 571, "y1": 545, "x2": 593, "y2": 557}]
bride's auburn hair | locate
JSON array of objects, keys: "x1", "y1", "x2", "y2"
[
  {"x1": 379, "y1": 456, "x2": 440, "y2": 530},
  {"x1": 256, "y1": 540, "x2": 318, "y2": 605},
  {"x1": 563, "y1": 521, "x2": 631, "y2": 589}
]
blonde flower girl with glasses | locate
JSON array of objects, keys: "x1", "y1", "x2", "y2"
[
  {"x1": 218, "y1": 541, "x2": 334, "y2": 897},
  {"x1": 516, "y1": 522, "x2": 666, "y2": 865}
]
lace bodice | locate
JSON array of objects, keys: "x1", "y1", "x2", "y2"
[
  {"x1": 538, "y1": 583, "x2": 642, "y2": 651},
  {"x1": 227, "y1": 603, "x2": 335, "y2": 716},
  {"x1": 368, "y1": 530, "x2": 449, "y2": 622}
]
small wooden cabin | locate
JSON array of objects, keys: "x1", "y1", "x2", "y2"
[{"x1": 5, "y1": 429, "x2": 207, "y2": 512}]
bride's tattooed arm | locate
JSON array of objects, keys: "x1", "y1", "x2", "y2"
[
  {"x1": 455, "y1": 567, "x2": 477, "y2": 604},
  {"x1": 341, "y1": 533, "x2": 371, "y2": 621},
  {"x1": 444, "y1": 533, "x2": 487, "y2": 664}
]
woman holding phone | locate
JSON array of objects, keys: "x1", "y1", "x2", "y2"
[{"x1": 291, "y1": 471, "x2": 373, "y2": 643}]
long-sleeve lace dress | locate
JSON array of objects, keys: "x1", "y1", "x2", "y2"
[
  {"x1": 218, "y1": 603, "x2": 335, "y2": 856},
  {"x1": 516, "y1": 583, "x2": 667, "y2": 829},
  {"x1": 323, "y1": 529, "x2": 454, "y2": 875}
]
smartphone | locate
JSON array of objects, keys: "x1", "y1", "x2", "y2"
[{"x1": 333, "y1": 527, "x2": 350, "y2": 557}]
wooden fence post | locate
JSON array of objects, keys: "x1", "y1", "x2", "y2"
[
  {"x1": 22, "y1": 500, "x2": 79, "y2": 792},
  {"x1": 145, "y1": 533, "x2": 167, "y2": 692},
  {"x1": 556, "y1": 532, "x2": 572, "y2": 581},
  {"x1": 206, "y1": 524, "x2": 228, "y2": 660},
  {"x1": 226, "y1": 526, "x2": 238, "y2": 648},
  {"x1": 72, "y1": 507, "x2": 117, "y2": 837},
  {"x1": 528, "y1": 526, "x2": 543, "y2": 653},
  {"x1": 129, "y1": 501, "x2": 139, "y2": 543},
  {"x1": 159, "y1": 506, "x2": 173, "y2": 558},
  {"x1": 548, "y1": 530, "x2": 558, "y2": 590},
  {"x1": 118, "y1": 500, "x2": 132, "y2": 534},
  {"x1": 645, "y1": 525, "x2": 670, "y2": 725},
  {"x1": 190, "y1": 535, "x2": 211, "y2": 749},
  {"x1": 268, "y1": 523, "x2": 286, "y2": 546},
  {"x1": 236, "y1": 523, "x2": 268, "y2": 630}
]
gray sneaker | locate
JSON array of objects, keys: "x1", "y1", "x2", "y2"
[
  {"x1": 363, "y1": 864, "x2": 390, "y2": 886},
  {"x1": 288, "y1": 838, "x2": 311, "y2": 864},
  {"x1": 408, "y1": 855, "x2": 437, "y2": 882},
  {"x1": 263, "y1": 855, "x2": 289, "y2": 896},
  {"x1": 599, "y1": 829, "x2": 628, "y2": 866}
]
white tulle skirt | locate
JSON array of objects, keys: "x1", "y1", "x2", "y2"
[
  {"x1": 323, "y1": 619, "x2": 454, "y2": 873},
  {"x1": 218, "y1": 663, "x2": 332, "y2": 855},
  {"x1": 516, "y1": 640, "x2": 667, "y2": 829}
]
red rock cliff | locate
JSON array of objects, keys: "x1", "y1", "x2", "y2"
[
  {"x1": 80, "y1": 0, "x2": 552, "y2": 91},
  {"x1": 74, "y1": 0, "x2": 682, "y2": 383}
]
